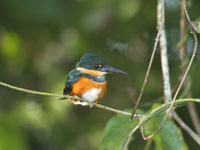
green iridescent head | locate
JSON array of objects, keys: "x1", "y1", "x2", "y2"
[{"x1": 76, "y1": 53, "x2": 127, "y2": 74}]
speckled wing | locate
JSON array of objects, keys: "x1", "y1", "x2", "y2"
[{"x1": 63, "y1": 69, "x2": 82, "y2": 95}]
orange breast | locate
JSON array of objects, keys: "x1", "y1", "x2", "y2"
[{"x1": 69, "y1": 77, "x2": 107, "y2": 103}]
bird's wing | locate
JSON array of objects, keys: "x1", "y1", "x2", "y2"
[{"x1": 63, "y1": 69, "x2": 82, "y2": 95}]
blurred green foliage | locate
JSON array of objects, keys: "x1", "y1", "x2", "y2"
[{"x1": 0, "y1": 0, "x2": 200, "y2": 150}]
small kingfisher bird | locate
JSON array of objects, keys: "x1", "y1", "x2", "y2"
[{"x1": 61, "y1": 53, "x2": 127, "y2": 106}]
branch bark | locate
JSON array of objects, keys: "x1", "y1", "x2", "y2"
[
  {"x1": 0, "y1": 81, "x2": 140, "y2": 117},
  {"x1": 1, "y1": 81, "x2": 200, "y2": 148},
  {"x1": 158, "y1": 0, "x2": 172, "y2": 103}
]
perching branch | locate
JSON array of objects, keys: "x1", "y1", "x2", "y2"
[
  {"x1": 0, "y1": 81, "x2": 139, "y2": 117},
  {"x1": 1, "y1": 81, "x2": 200, "y2": 147}
]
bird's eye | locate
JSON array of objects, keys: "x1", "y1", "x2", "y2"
[
  {"x1": 95, "y1": 64, "x2": 103, "y2": 68},
  {"x1": 98, "y1": 64, "x2": 103, "y2": 68}
]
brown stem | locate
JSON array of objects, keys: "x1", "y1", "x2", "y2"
[
  {"x1": 141, "y1": 110, "x2": 200, "y2": 145},
  {"x1": 179, "y1": 0, "x2": 200, "y2": 136},
  {"x1": 173, "y1": 111, "x2": 200, "y2": 145},
  {"x1": 187, "y1": 102, "x2": 200, "y2": 135},
  {"x1": 140, "y1": 2, "x2": 199, "y2": 139},
  {"x1": 0, "y1": 81, "x2": 140, "y2": 117},
  {"x1": 130, "y1": 0, "x2": 163, "y2": 121},
  {"x1": 179, "y1": 0, "x2": 186, "y2": 60}
]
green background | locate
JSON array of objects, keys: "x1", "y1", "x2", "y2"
[{"x1": 0, "y1": 0, "x2": 200, "y2": 149}]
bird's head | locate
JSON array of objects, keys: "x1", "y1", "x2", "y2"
[{"x1": 76, "y1": 53, "x2": 127, "y2": 76}]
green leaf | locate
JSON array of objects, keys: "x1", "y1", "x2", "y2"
[
  {"x1": 100, "y1": 110, "x2": 141, "y2": 150},
  {"x1": 144, "y1": 104, "x2": 188, "y2": 150}
]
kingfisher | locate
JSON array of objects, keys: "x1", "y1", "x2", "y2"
[{"x1": 61, "y1": 53, "x2": 127, "y2": 106}]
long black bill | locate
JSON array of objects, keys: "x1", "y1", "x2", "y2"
[{"x1": 101, "y1": 65, "x2": 127, "y2": 75}]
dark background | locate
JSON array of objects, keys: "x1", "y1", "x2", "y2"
[{"x1": 0, "y1": 0, "x2": 200, "y2": 149}]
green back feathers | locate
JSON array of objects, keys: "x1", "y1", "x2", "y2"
[{"x1": 63, "y1": 69, "x2": 82, "y2": 95}]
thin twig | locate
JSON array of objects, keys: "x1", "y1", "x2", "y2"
[
  {"x1": 144, "y1": 139, "x2": 152, "y2": 150},
  {"x1": 122, "y1": 124, "x2": 140, "y2": 150},
  {"x1": 0, "y1": 81, "x2": 140, "y2": 117},
  {"x1": 139, "y1": 3, "x2": 199, "y2": 139},
  {"x1": 122, "y1": 98, "x2": 200, "y2": 150},
  {"x1": 187, "y1": 103, "x2": 200, "y2": 135},
  {"x1": 173, "y1": 111, "x2": 200, "y2": 145},
  {"x1": 179, "y1": 0, "x2": 186, "y2": 60},
  {"x1": 141, "y1": 124, "x2": 147, "y2": 140},
  {"x1": 177, "y1": 0, "x2": 200, "y2": 138},
  {"x1": 130, "y1": 0, "x2": 164, "y2": 121},
  {"x1": 2, "y1": 82, "x2": 200, "y2": 148},
  {"x1": 153, "y1": 2, "x2": 175, "y2": 145},
  {"x1": 0, "y1": 81, "x2": 63, "y2": 97},
  {"x1": 141, "y1": 111, "x2": 200, "y2": 145},
  {"x1": 179, "y1": 0, "x2": 200, "y2": 135}
]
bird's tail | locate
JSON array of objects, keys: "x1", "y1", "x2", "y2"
[{"x1": 59, "y1": 87, "x2": 69, "y2": 100}]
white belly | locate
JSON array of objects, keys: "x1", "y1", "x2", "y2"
[
  {"x1": 82, "y1": 88, "x2": 101, "y2": 101},
  {"x1": 73, "y1": 88, "x2": 101, "y2": 106}
]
